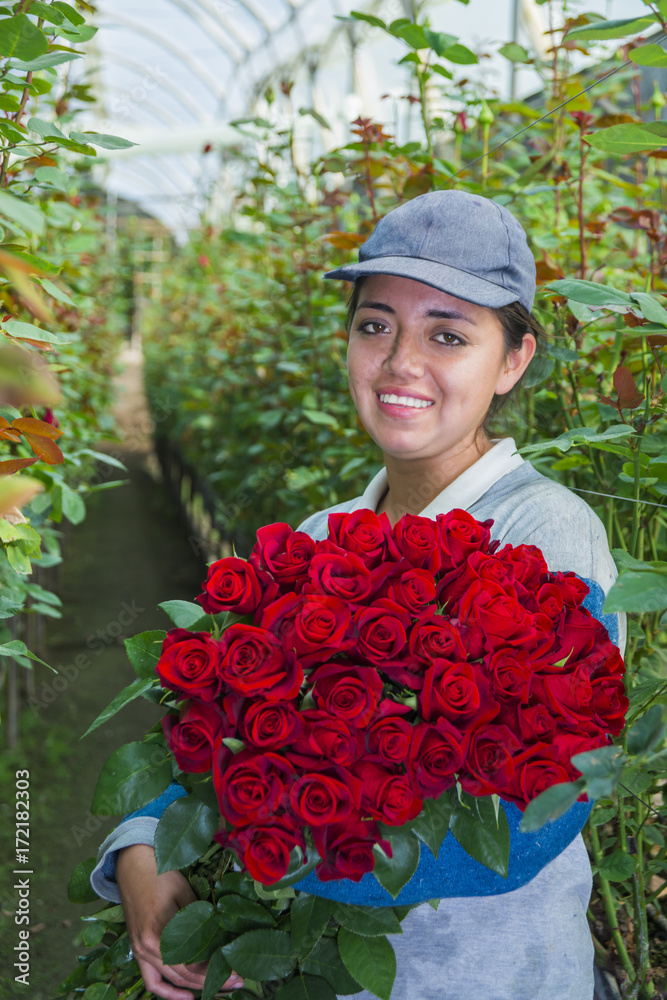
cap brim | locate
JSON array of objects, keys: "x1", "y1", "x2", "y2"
[{"x1": 323, "y1": 256, "x2": 522, "y2": 310}]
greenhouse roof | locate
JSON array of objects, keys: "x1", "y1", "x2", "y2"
[{"x1": 82, "y1": 0, "x2": 650, "y2": 233}]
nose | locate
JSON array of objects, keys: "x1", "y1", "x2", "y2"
[{"x1": 381, "y1": 329, "x2": 425, "y2": 379}]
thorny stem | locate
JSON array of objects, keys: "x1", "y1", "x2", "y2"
[
  {"x1": 363, "y1": 136, "x2": 379, "y2": 224},
  {"x1": 578, "y1": 130, "x2": 587, "y2": 279}
]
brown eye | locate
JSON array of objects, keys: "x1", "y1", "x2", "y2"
[{"x1": 359, "y1": 321, "x2": 387, "y2": 334}]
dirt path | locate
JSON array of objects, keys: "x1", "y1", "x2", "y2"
[{"x1": 1, "y1": 341, "x2": 204, "y2": 998}]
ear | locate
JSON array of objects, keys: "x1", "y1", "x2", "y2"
[{"x1": 495, "y1": 333, "x2": 537, "y2": 396}]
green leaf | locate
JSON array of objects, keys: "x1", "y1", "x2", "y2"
[
  {"x1": 449, "y1": 797, "x2": 510, "y2": 876},
  {"x1": 275, "y1": 976, "x2": 336, "y2": 1000},
  {"x1": 29, "y1": 2, "x2": 65, "y2": 25},
  {"x1": 372, "y1": 829, "x2": 420, "y2": 898},
  {"x1": 216, "y1": 893, "x2": 277, "y2": 934},
  {"x1": 301, "y1": 935, "x2": 361, "y2": 994},
  {"x1": 520, "y1": 779, "x2": 586, "y2": 833},
  {"x1": 389, "y1": 22, "x2": 427, "y2": 50},
  {"x1": 545, "y1": 278, "x2": 632, "y2": 307},
  {"x1": 161, "y1": 900, "x2": 225, "y2": 965},
  {"x1": 155, "y1": 795, "x2": 218, "y2": 874},
  {"x1": 331, "y1": 903, "x2": 402, "y2": 937},
  {"x1": 34, "y1": 166, "x2": 69, "y2": 191},
  {"x1": 629, "y1": 42, "x2": 667, "y2": 68},
  {"x1": 91, "y1": 740, "x2": 173, "y2": 815},
  {"x1": 571, "y1": 746, "x2": 626, "y2": 799},
  {"x1": 409, "y1": 794, "x2": 453, "y2": 858},
  {"x1": 13, "y1": 50, "x2": 82, "y2": 70},
  {"x1": 338, "y1": 929, "x2": 396, "y2": 1000},
  {"x1": 52, "y1": 1, "x2": 86, "y2": 25},
  {"x1": 0, "y1": 595, "x2": 22, "y2": 618},
  {"x1": 519, "y1": 424, "x2": 635, "y2": 457},
  {"x1": 347, "y1": 11, "x2": 386, "y2": 28},
  {"x1": 498, "y1": 42, "x2": 531, "y2": 63},
  {"x1": 597, "y1": 849, "x2": 638, "y2": 882},
  {"x1": 2, "y1": 319, "x2": 73, "y2": 345},
  {"x1": 158, "y1": 600, "x2": 210, "y2": 629},
  {"x1": 81, "y1": 985, "x2": 118, "y2": 1000},
  {"x1": 0, "y1": 190, "x2": 44, "y2": 236},
  {"x1": 627, "y1": 705, "x2": 667, "y2": 757},
  {"x1": 80, "y1": 676, "x2": 154, "y2": 739},
  {"x1": 69, "y1": 130, "x2": 137, "y2": 150},
  {"x1": 291, "y1": 894, "x2": 333, "y2": 957},
  {"x1": 0, "y1": 638, "x2": 53, "y2": 670},
  {"x1": 0, "y1": 15, "x2": 48, "y2": 61},
  {"x1": 67, "y1": 857, "x2": 99, "y2": 903},
  {"x1": 422, "y1": 28, "x2": 458, "y2": 56},
  {"x1": 47, "y1": 135, "x2": 96, "y2": 155},
  {"x1": 61, "y1": 481, "x2": 85, "y2": 524},
  {"x1": 203, "y1": 948, "x2": 233, "y2": 1000},
  {"x1": 588, "y1": 122, "x2": 667, "y2": 155},
  {"x1": 631, "y1": 292, "x2": 667, "y2": 327},
  {"x1": 222, "y1": 929, "x2": 296, "y2": 980},
  {"x1": 603, "y1": 570, "x2": 667, "y2": 614},
  {"x1": 442, "y1": 43, "x2": 478, "y2": 64},
  {"x1": 302, "y1": 409, "x2": 340, "y2": 429},
  {"x1": 564, "y1": 15, "x2": 658, "y2": 41},
  {"x1": 27, "y1": 117, "x2": 66, "y2": 139},
  {"x1": 124, "y1": 629, "x2": 166, "y2": 679}
]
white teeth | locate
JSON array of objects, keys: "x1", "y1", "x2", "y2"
[{"x1": 379, "y1": 393, "x2": 434, "y2": 408}]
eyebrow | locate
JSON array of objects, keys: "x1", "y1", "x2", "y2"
[{"x1": 357, "y1": 300, "x2": 478, "y2": 326}]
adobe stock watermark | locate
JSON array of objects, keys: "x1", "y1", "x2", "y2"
[{"x1": 28, "y1": 599, "x2": 146, "y2": 715}]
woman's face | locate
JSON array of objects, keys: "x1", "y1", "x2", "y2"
[{"x1": 346, "y1": 274, "x2": 536, "y2": 469}]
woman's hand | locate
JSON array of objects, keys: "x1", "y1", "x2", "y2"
[{"x1": 116, "y1": 844, "x2": 244, "y2": 1000}]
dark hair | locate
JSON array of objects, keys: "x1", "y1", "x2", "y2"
[{"x1": 343, "y1": 276, "x2": 546, "y2": 431}]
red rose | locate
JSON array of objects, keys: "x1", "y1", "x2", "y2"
[
  {"x1": 305, "y1": 550, "x2": 372, "y2": 603},
  {"x1": 156, "y1": 628, "x2": 222, "y2": 701},
  {"x1": 327, "y1": 509, "x2": 396, "y2": 568},
  {"x1": 386, "y1": 568, "x2": 436, "y2": 615},
  {"x1": 518, "y1": 703, "x2": 557, "y2": 743},
  {"x1": 162, "y1": 700, "x2": 225, "y2": 773},
  {"x1": 504, "y1": 744, "x2": 575, "y2": 809},
  {"x1": 311, "y1": 664, "x2": 383, "y2": 727},
  {"x1": 485, "y1": 649, "x2": 533, "y2": 703},
  {"x1": 214, "y1": 748, "x2": 294, "y2": 826},
  {"x1": 249, "y1": 522, "x2": 315, "y2": 590},
  {"x1": 290, "y1": 710, "x2": 364, "y2": 768},
  {"x1": 420, "y1": 659, "x2": 486, "y2": 725},
  {"x1": 391, "y1": 514, "x2": 440, "y2": 572},
  {"x1": 196, "y1": 557, "x2": 275, "y2": 615},
  {"x1": 294, "y1": 595, "x2": 354, "y2": 666},
  {"x1": 495, "y1": 543, "x2": 548, "y2": 591},
  {"x1": 409, "y1": 610, "x2": 467, "y2": 664},
  {"x1": 536, "y1": 665, "x2": 595, "y2": 731},
  {"x1": 437, "y1": 550, "x2": 516, "y2": 609},
  {"x1": 458, "y1": 579, "x2": 539, "y2": 653},
  {"x1": 368, "y1": 714, "x2": 413, "y2": 765},
  {"x1": 551, "y1": 571, "x2": 589, "y2": 608},
  {"x1": 219, "y1": 623, "x2": 302, "y2": 700},
  {"x1": 536, "y1": 583, "x2": 564, "y2": 620},
  {"x1": 353, "y1": 759, "x2": 423, "y2": 826},
  {"x1": 354, "y1": 599, "x2": 411, "y2": 664},
  {"x1": 436, "y1": 510, "x2": 493, "y2": 573},
  {"x1": 460, "y1": 724, "x2": 522, "y2": 797},
  {"x1": 289, "y1": 769, "x2": 357, "y2": 826},
  {"x1": 551, "y1": 607, "x2": 599, "y2": 665},
  {"x1": 408, "y1": 720, "x2": 464, "y2": 797},
  {"x1": 590, "y1": 676, "x2": 628, "y2": 735},
  {"x1": 240, "y1": 700, "x2": 303, "y2": 750},
  {"x1": 258, "y1": 591, "x2": 302, "y2": 645},
  {"x1": 221, "y1": 820, "x2": 301, "y2": 884},
  {"x1": 313, "y1": 818, "x2": 391, "y2": 882}
]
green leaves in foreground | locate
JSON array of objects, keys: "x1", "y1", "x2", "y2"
[
  {"x1": 338, "y1": 928, "x2": 396, "y2": 1000},
  {"x1": 372, "y1": 828, "x2": 420, "y2": 898},
  {"x1": 161, "y1": 901, "x2": 225, "y2": 965},
  {"x1": 222, "y1": 929, "x2": 296, "y2": 980},
  {"x1": 155, "y1": 794, "x2": 219, "y2": 874},
  {"x1": 124, "y1": 629, "x2": 166, "y2": 679},
  {"x1": 449, "y1": 794, "x2": 510, "y2": 877},
  {"x1": 91, "y1": 740, "x2": 172, "y2": 814}
]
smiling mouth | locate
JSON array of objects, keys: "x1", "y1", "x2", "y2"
[{"x1": 377, "y1": 393, "x2": 434, "y2": 409}]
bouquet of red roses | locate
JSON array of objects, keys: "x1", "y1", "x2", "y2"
[{"x1": 156, "y1": 508, "x2": 627, "y2": 886}]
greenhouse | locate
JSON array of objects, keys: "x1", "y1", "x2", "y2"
[{"x1": 1, "y1": 1, "x2": 667, "y2": 999}]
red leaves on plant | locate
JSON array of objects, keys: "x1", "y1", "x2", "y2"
[
  {"x1": 318, "y1": 231, "x2": 367, "y2": 250},
  {"x1": 0, "y1": 457, "x2": 38, "y2": 474},
  {"x1": 610, "y1": 206, "x2": 660, "y2": 231},
  {"x1": 535, "y1": 259, "x2": 564, "y2": 285},
  {"x1": 595, "y1": 114, "x2": 640, "y2": 128},
  {"x1": 570, "y1": 111, "x2": 595, "y2": 132},
  {"x1": 350, "y1": 117, "x2": 393, "y2": 144},
  {"x1": 647, "y1": 335, "x2": 667, "y2": 347},
  {"x1": 5, "y1": 416, "x2": 64, "y2": 465},
  {"x1": 622, "y1": 312, "x2": 648, "y2": 328},
  {"x1": 599, "y1": 365, "x2": 645, "y2": 414}
]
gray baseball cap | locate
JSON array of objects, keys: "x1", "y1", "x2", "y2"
[{"x1": 323, "y1": 190, "x2": 536, "y2": 313}]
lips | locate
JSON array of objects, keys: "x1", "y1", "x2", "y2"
[{"x1": 376, "y1": 390, "x2": 434, "y2": 412}]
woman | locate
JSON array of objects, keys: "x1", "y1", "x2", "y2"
[{"x1": 91, "y1": 190, "x2": 624, "y2": 1000}]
